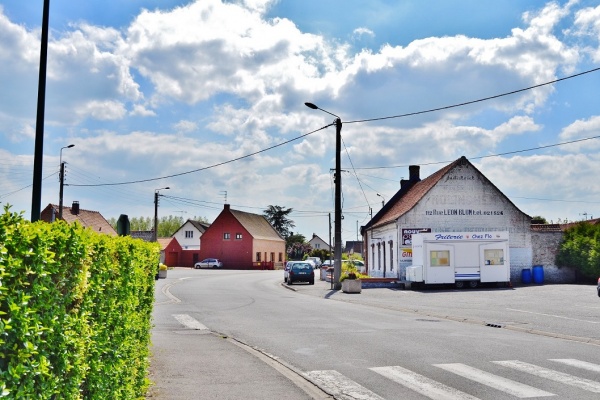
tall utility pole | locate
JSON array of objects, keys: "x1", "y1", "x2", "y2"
[
  {"x1": 58, "y1": 162, "x2": 65, "y2": 219},
  {"x1": 305, "y1": 102, "x2": 343, "y2": 290},
  {"x1": 154, "y1": 187, "x2": 170, "y2": 241},
  {"x1": 31, "y1": 0, "x2": 51, "y2": 222},
  {"x1": 58, "y1": 144, "x2": 74, "y2": 220}
]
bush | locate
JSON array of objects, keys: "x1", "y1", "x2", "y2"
[{"x1": 0, "y1": 206, "x2": 159, "y2": 399}]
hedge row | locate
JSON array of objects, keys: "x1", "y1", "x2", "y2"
[{"x1": 0, "y1": 206, "x2": 159, "y2": 399}]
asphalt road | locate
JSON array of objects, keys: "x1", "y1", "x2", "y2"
[{"x1": 149, "y1": 268, "x2": 600, "y2": 399}]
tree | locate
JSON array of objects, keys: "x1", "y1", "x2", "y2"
[
  {"x1": 263, "y1": 205, "x2": 295, "y2": 238},
  {"x1": 556, "y1": 222, "x2": 600, "y2": 279},
  {"x1": 531, "y1": 215, "x2": 548, "y2": 224},
  {"x1": 108, "y1": 215, "x2": 208, "y2": 238}
]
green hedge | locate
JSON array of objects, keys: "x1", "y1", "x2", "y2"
[{"x1": 0, "y1": 206, "x2": 159, "y2": 399}]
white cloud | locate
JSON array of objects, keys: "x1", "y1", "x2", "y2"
[{"x1": 352, "y1": 27, "x2": 375, "y2": 40}]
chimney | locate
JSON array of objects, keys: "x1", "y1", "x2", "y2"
[
  {"x1": 224, "y1": 204, "x2": 230, "y2": 211},
  {"x1": 409, "y1": 165, "x2": 420, "y2": 182},
  {"x1": 71, "y1": 201, "x2": 80, "y2": 215}
]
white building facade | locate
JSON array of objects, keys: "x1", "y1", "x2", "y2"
[{"x1": 363, "y1": 157, "x2": 539, "y2": 282}]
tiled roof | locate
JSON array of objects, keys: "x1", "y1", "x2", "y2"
[
  {"x1": 42, "y1": 204, "x2": 117, "y2": 235},
  {"x1": 558, "y1": 218, "x2": 600, "y2": 231},
  {"x1": 368, "y1": 156, "x2": 530, "y2": 230},
  {"x1": 531, "y1": 224, "x2": 562, "y2": 232},
  {"x1": 188, "y1": 220, "x2": 210, "y2": 232},
  {"x1": 157, "y1": 237, "x2": 174, "y2": 250},
  {"x1": 230, "y1": 209, "x2": 285, "y2": 241}
]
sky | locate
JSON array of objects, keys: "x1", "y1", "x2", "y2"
[{"x1": 1, "y1": 0, "x2": 600, "y2": 245}]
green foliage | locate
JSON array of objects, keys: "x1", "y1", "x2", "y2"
[
  {"x1": 263, "y1": 205, "x2": 295, "y2": 238},
  {"x1": 531, "y1": 215, "x2": 548, "y2": 224},
  {"x1": 556, "y1": 222, "x2": 600, "y2": 278},
  {"x1": 309, "y1": 248, "x2": 330, "y2": 261},
  {"x1": 339, "y1": 261, "x2": 368, "y2": 281},
  {"x1": 0, "y1": 205, "x2": 159, "y2": 399},
  {"x1": 108, "y1": 215, "x2": 208, "y2": 238}
]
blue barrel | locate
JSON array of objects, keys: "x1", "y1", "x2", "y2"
[
  {"x1": 532, "y1": 265, "x2": 544, "y2": 284},
  {"x1": 521, "y1": 268, "x2": 532, "y2": 284}
]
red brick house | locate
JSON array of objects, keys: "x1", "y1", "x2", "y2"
[
  {"x1": 158, "y1": 237, "x2": 183, "y2": 267},
  {"x1": 198, "y1": 204, "x2": 286, "y2": 269}
]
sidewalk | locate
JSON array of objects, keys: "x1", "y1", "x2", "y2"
[{"x1": 147, "y1": 275, "x2": 330, "y2": 400}]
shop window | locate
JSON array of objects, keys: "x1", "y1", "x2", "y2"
[
  {"x1": 430, "y1": 250, "x2": 450, "y2": 267},
  {"x1": 484, "y1": 249, "x2": 504, "y2": 265}
]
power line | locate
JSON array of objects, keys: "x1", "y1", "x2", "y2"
[
  {"x1": 65, "y1": 66, "x2": 600, "y2": 188},
  {"x1": 344, "y1": 67, "x2": 600, "y2": 124},
  {"x1": 68, "y1": 124, "x2": 333, "y2": 187}
]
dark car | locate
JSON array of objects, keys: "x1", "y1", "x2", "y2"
[
  {"x1": 287, "y1": 262, "x2": 314, "y2": 285},
  {"x1": 597, "y1": 277, "x2": 600, "y2": 297}
]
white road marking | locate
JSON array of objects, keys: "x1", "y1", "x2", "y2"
[
  {"x1": 549, "y1": 359, "x2": 600, "y2": 373},
  {"x1": 173, "y1": 314, "x2": 209, "y2": 330},
  {"x1": 506, "y1": 308, "x2": 599, "y2": 324},
  {"x1": 305, "y1": 370, "x2": 385, "y2": 400},
  {"x1": 370, "y1": 365, "x2": 480, "y2": 400},
  {"x1": 494, "y1": 360, "x2": 600, "y2": 393},
  {"x1": 434, "y1": 363, "x2": 554, "y2": 398}
]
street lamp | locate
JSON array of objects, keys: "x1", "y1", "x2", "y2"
[
  {"x1": 58, "y1": 144, "x2": 75, "y2": 219},
  {"x1": 377, "y1": 193, "x2": 385, "y2": 207},
  {"x1": 305, "y1": 102, "x2": 343, "y2": 290},
  {"x1": 154, "y1": 187, "x2": 170, "y2": 242}
]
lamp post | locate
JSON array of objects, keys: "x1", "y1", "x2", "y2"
[
  {"x1": 377, "y1": 193, "x2": 385, "y2": 207},
  {"x1": 154, "y1": 187, "x2": 170, "y2": 242},
  {"x1": 305, "y1": 102, "x2": 342, "y2": 290},
  {"x1": 58, "y1": 144, "x2": 75, "y2": 220}
]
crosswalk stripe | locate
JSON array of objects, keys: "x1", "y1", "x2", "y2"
[
  {"x1": 494, "y1": 360, "x2": 600, "y2": 393},
  {"x1": 370, "y1": 365, "x2": 480, "y2": 400},
  {"x1": 305, "y1": 370, "x2": 385, "y2": 400},
  {"x1": 549, "y1": 359, "x2": 600, "y2": 373},
  {"x1": 173, "y1": 314, "x2": 209, "y2": 330},
  {"x1": 434, "y1": 363, "x2": 554, "y2": 398}
]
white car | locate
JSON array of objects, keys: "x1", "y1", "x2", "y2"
[
  {"x1": 194, "y1": 258, "x2": 223, "y2": 269},
  {"x1": 306, "y1": 257, "x2": 322, "y2": 268}
]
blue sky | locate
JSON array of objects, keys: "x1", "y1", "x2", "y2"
[{"x1": 1, "y1": 0, "x2": 600, "y2": 244}]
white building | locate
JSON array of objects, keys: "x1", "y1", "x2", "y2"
[
  {"x1": 309, "y1": 233, "x2": 331, "y2": 252},
  {"x1": 361, "y1": 156, "x2": 575, "y2": 283},
  {"x1": 172, "y1": 219, "x2": 210, "y2": 251}
]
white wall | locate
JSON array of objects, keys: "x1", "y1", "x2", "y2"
[{"x1": 174, "y1": 221, "x2": 202, "y2": 250}]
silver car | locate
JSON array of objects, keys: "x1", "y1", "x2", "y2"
[{"x1": 194, "y1": 258, "x2": 223, "y2": 269}]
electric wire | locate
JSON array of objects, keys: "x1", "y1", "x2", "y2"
[{"x1": 344, "y1": 67, "x2": 600, "y2": 125}]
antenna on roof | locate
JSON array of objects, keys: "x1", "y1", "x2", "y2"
[{"x1": 220, "y1": 191, "x2": 227, "y2": 203}]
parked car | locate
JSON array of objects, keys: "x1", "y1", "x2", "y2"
[
  {"x1": 194, "y1": 258, "x2": 223, "y2": 269},
  {"x1": 287, "y1": 262, "x2": 315, "y2": 285},
  {"x1": 597, "y1": 277, "x2": 600, "y2": 297},
  {"x1": 284, "y1": 261, "x2": 302, "y2": 283},
  {"x1": 306, "y1": 257, "x2": 322, "y2": 268}
]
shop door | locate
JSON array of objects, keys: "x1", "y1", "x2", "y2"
[
  {"x1": 425, "y1": 244, "x2": 454, "y2": 283},
  {"x1": 479, "y1": 243, "x2": 509, "y2": 282}
]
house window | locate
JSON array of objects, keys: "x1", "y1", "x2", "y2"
[
  {"x1": 383, "y1": 243, "x2": 386, "y2": 273},
  {"x1": 371, "y1": 244, "x2": 375, "y2": 271},
  {"x1": 235, "y1": 233, "x2": 242, "y2": 240},
  {"x1": 278, "y1": 252, "x2": 283, "y2": 262},
  {"x1": 185, "y1": 230, "x2": 193, "y2": 238},
  {"x1": 389, "y1": 240, "x2": 394, "y2": 271},
  {"x1": 315, "y1": 243, "x2": 320, "y2": 249},
  {"x1": 223, "y1": 233, "x2": 230, "y2": 240},
  {"x1": 270, "y1": 252, "x2": 275, "y2": 262},
  {"x1": 256, "y1": 252, "x2": 261, "y2": 262},
  {"x1": 377, "y1": 243, "x2": 381, "y2": 270}
]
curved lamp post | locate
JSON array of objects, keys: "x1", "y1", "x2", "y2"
[
  {"x1": 154, "y1": 187, "x2": 170, "y2": 241},
  {"x1": 58, "y1": 144, "x2": 75, "y2": 219},
  {"x1": 305, "y1": 102, "x2": 343, "y2": 290}
]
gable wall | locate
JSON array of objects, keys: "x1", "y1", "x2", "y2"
[
  {"x1": 174, "y1": 221, "x2": 202, "y2": 250},
  {"x1": 198, "y1": 210, "x2": 253, "y2": 268},
  {"x1": 368, "y1": 163, "x2": 533, "y2": 281}
]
